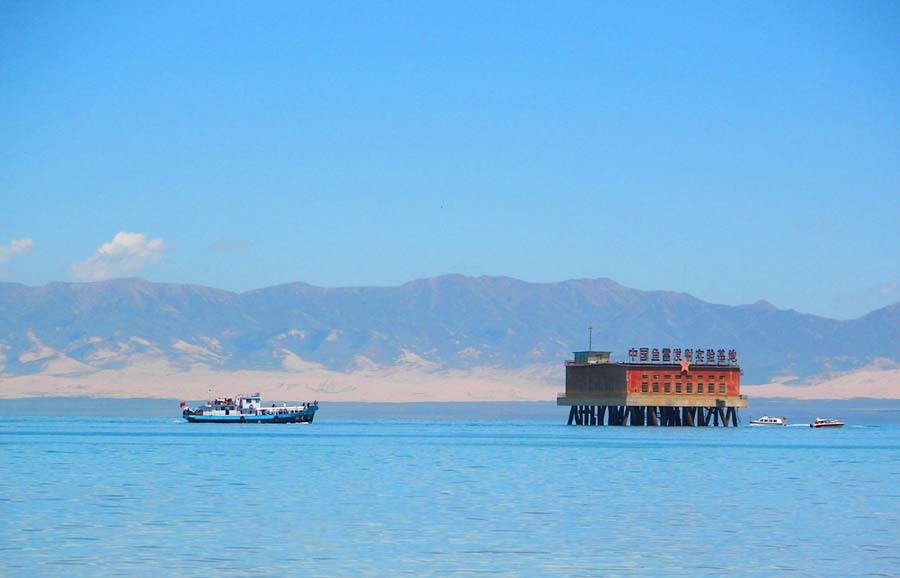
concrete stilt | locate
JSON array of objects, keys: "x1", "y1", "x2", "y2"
[{"x1": 566, "y1": 403, "x2": 742, "y2": 428}]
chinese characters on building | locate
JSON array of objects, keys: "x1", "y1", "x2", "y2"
[{"x1": 628, "y1": 347, "x2": 738, "y2": 365}]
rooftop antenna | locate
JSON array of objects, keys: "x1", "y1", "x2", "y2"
[{"x1": 588, "y1": 323, "x2": 593, "y2": 351}]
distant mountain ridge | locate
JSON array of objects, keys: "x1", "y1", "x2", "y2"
[{"x1": 1, "y1": 275, "x2": 898, "y2": 385}]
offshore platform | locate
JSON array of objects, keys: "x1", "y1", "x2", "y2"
[{"x1": 557, "y1": 347, "x2": 748, "y2": 427}]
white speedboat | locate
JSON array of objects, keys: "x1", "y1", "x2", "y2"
[
  {"x1": 749, "y1": 415, "x2": 787, "y2": 426},
  {"x1": 810, "y1": 418, "x2": 844, "y2": 428}
]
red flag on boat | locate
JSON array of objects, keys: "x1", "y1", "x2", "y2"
[{"x1": 179, "y1": 401, "x2": 186, "y2": 408}]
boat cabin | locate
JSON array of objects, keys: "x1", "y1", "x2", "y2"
[
  {"x1": 237, "y1": 395, "x2": 261, "y2": 412},
  {"x1": 202, "y1": 393, "x2": 263, "y2": 415}
]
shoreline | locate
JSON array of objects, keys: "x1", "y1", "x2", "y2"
[{"x1": 2, "y1": 396, "x2": 900, "y2": 424}]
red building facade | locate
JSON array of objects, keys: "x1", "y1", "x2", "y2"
[{"x1": 624, "y1": 364, "x2": 741, "y2": 397}]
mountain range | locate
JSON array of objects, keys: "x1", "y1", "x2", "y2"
[{"x1": 1, "y1": 275, "x2": 898, "y2": 400}]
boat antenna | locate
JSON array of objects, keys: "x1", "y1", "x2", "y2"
[{"x1": 588, "y1": 323, "x2": 592, "y2": 351}]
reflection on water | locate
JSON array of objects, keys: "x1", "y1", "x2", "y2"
[{"x1": 1, "y1": 418, "x2": 898, "y2": 577}]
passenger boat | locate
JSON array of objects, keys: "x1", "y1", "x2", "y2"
[
  {"x1": 749, "y1": 415, "x2": 787, "y2": 426},
  {"x1": 181, "y1": 394, "x2": 318, "y2": 424},
  {"x1": 810, "y1": 418, "x2": 844, "y2": 428}
]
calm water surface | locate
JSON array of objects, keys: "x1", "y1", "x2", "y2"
[{"x1": 1, "y1": 418, "x2": 898, "y2": 577}]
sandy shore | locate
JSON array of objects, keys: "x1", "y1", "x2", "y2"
[{"x1": 2, "y1": 358, "x2": 898, "y2": 401}]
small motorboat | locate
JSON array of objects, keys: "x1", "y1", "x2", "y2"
[
  {"x1": 810, "y1": 418, "x2": 844, "y2": 428},
  {"x1": 749, "y1": 415, "x2": 787, "y2": 426}
]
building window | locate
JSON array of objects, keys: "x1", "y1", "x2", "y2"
[
  {"x1": 697, "y1": 382, "x2": 703, "y2": 393},
  {"x1": 664, "y1": 374, "x2": 670, "y2": 380},
  {"x1": 642, "y1": 373, "x2": 648, "y2": 379},
  {"x1": 719, "y1": 384, "x2": 726, "y2": 394},
  {"x1": 641, "y1": 382, "x2": 648, "y2": 393},
  {"x1": 719, "y1": 375, "x2": 726, "y2": 381},
  {"x1": 652, "y1": 382, "x2": 659, "y2": 393},
  {"x1": 675, "y1": 382, "x2": 682, "y2": 393},
  {"x1": 664, "y1": 383, "x2": 671, "y2": 393},
  {"x1": 707, "y1": 383, "x2": 715, "y2": 394},
  {"x1": 686, "y1": 383, "x2": 693, "y2": 394},
  {"x1": 708, "y1": 375, "x2": 715, "y2": 381},
  {"x1": 653, "y1": 375, "x2": 659, "y2": 380}
]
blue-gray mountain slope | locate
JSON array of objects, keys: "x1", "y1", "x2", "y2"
[{"x1": 0, "y1": 275, "x2": 896, "y2": 383}]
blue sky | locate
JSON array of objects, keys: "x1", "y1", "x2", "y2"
[{"x1": 1, "y1": 1, "x2": 898, "y2": 320}]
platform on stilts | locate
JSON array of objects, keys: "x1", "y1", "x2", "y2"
[{"x1": 558, "y1": 348, "x2": 748, "y2": 427}]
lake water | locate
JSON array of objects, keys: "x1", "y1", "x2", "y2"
[{"x1": 1, "y1": 417, "x2": 898, "y2": 577}]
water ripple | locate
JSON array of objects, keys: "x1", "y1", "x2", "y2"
[{"x1": 1, "y1": 419, "x2": 898, "y2": 577}]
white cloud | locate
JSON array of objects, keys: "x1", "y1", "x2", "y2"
[
  {"x1": 70, "y1": 232, "x2": 165, "y2": 281},
  {"x1": 0, "y1": 238, "x2": 33, "y2": 263}
]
